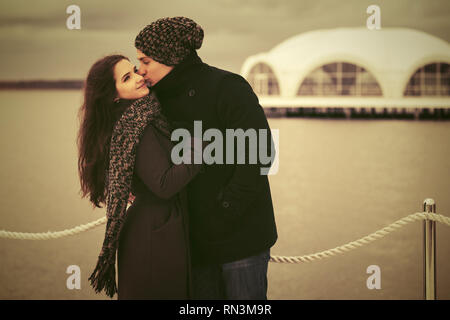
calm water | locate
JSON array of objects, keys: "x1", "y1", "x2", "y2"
[{"x1": 0, "y1": 90, "x2": 449, "y2": 300}]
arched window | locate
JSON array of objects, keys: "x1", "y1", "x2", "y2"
[
  {"x1": 247, "y1": 63, "x2": 280, "y2": 96},
  {"x1": 297, "y1": 62, "x2": 382, "y2": 96},
  {"x1": 404, "y1": 62, "x2": 450, "y2": 96}
]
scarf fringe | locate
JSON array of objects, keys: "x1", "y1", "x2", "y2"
[{"x1": 88, "y1": 256, "x2": 117, "y2": 299}]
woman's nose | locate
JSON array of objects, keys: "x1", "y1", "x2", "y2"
[{"x1": 135, "y1": 73, "x2": 144, "y2": 82}]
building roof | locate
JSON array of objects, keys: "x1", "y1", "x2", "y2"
[{"x1": 241, "y1": 27, "x2": 450, "y2": 98}]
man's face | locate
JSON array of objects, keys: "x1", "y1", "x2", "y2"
[{"x1": 136, "y1": 49, "x2": 174, "y2": 87}]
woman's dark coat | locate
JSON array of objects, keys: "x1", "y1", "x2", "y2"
[{"x1": 117, "y1": 123, "x2": 201, "y2": 299}]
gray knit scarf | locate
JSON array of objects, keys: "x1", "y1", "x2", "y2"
[{"x1": 88, "y1": 91, "x2": 172, "y2": 298}]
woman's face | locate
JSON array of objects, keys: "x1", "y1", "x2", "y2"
[{"x1": 114, "y1": 59, "x2": 149, "y2": 100}]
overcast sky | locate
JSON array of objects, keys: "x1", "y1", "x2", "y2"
[{"x1": 0, "y1": 0, "x2": 449, "y2": 80}]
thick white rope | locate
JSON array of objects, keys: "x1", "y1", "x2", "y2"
[
  {"x1": 0, "y1": 212, "x2": 448, "y2": 263},
  {"x1": 270, "y1": 212, "x2": 449, "y2": 263},
  {"x1": 0, "y1": 216, "x2": 107, "y2": 240}
]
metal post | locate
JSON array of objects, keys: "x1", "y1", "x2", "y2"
[{"x1": 423, "y1": 198, "x2": 436, "y2": 300}]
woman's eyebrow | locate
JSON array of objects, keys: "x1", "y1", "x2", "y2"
[
  {"x1": 121, "y1": 66, "x2": 137, "y2": 81},
  {"x1": 121, "y1": 72, "x2": 131, "y2": 81}
]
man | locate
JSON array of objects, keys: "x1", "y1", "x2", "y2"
[{"x1": 135, "y1": 16, "x2": 277, "y2": 300}]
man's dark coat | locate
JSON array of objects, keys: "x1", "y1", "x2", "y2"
[{"x1": 152, "y1": 52, "x2": 278, "y2": 266}]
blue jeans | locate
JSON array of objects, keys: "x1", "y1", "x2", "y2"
[{"x1": 192, "y1": 249, "x2": 270, "y2": 300}]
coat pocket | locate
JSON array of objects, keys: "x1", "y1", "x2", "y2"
[
  {"x1": 148, "y1": 203, "x2": 176, "y2": 232},
  {"x1": 149, "y1": 213, "x2": 188, "y2": 299}
]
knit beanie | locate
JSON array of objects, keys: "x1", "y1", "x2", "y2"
[{"x1": 135, "y1": 16, "x2": 204, "y2": 66}]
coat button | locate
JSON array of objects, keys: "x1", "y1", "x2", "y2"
[
  {"x1": 222, "y1": 201, "x2": 229, "y2": 208},
  {"x1": 188, "y1": 89, "x2": 196, "y2": 97}
]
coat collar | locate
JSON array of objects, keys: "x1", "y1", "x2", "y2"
[{"x1": 151, "y1": 51, "x2": 204, "y2": 97}]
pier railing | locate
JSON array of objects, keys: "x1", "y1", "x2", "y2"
[
  {"x1": 1, "y1": 198, "x2": 448, "y2": 300},
  {"x1": 257, "y1": 97, "x2": 450, "y2": 119}
]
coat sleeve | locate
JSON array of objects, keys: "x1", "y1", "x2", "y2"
[
  {"x1": 134, "y1": 124, "x2": 203, "y2": 200},
  {"x1": 215, "y1": 73, "x2": 276, "y2": 219}
]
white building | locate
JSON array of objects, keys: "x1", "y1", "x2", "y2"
[{"x1": 240, "y1": 27, "x2": 450, "y2": 117}]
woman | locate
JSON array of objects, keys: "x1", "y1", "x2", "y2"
[{"x1": 77, "y1": 54, "x2": 202, "y2": 299}]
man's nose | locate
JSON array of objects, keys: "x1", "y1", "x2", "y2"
[{"x1": 137, "y1": 66, "x2": 145, "y2": 76}]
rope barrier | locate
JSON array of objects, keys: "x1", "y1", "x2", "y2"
[
  {"x1": 1, "y1": 212, "x2": 448, "y2": 263},
  {"x1": 0, "y1": 217, "x2": 107, "y2": 240},
  {"x1": 270, "y1": 212, "x2": 449, "y2": 263}
]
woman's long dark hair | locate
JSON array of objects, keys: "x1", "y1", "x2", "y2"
[{"x1": 77, "y1": 54, "x2": 131, "y2": 208}]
